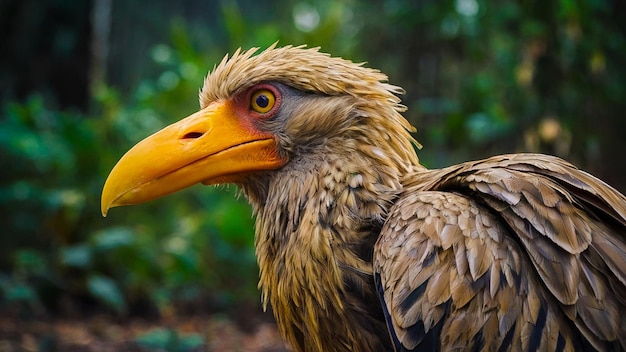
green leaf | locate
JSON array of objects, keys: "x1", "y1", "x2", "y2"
[
  {"x1": 87, "y1": 275, "x2": 126, "y2": 314},
  {"x1": 13, "y1": 249, "x2": 47, "y2": 276},
  {"x1": 2, "y1": 283, "x2": 37, "y2": 303},
  {"x1": 135, "y1": 328, "x2": 204, "y2": 351},
  {"x1": 92, "y1": 227, "x2": 135, "y2": 251},
  {"x1": 60, "y1": 244, "x2": 92, "y2": 268}
]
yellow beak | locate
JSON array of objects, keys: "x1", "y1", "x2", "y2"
[{"x1": 101, "y1": 100, "x2": 286, "y2": 216}]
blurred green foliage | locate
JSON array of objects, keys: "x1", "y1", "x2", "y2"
[
  {"x1": 135, "y1": 328, "x2": 204, "y2": 351},
  {"x1": 358, "y1": 0, "x2": 626, "y2": 176},
  {"x1": 0, "y1": 23, "x2": 261, "y2": 316},
  {"x1": 1, "y1": 0, "x2": 625, "y2": 322},
  {"x1": 0, "y1": 88, "x2": 259, "y2": 316}
]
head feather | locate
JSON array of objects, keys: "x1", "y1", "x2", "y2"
[
  {"x1": 201, "y1": 45, "x2": 398, "y2": 106},
  {"x1": 199, "y1": 45, "x2": 422, "y2": 164}
]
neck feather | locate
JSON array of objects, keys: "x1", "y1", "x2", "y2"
[{"x1": 244, "y1": 136, "x2": 412, "y2": 350}]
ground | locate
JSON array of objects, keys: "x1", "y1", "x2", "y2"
[{"x1": 0, "y1": 311, "x2": 289, "y2": 351}]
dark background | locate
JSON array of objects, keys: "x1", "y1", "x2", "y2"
[{"x1": 1, "y1": 0, "x2": 625, "y2": 350}]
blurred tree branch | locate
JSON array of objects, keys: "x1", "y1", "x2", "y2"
[{"x1": 89, "y1": 0, "x2": 111, "y2": 110}]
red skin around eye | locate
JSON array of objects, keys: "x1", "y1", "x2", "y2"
[{"x1": 236, "y1": 83, "x2": 282, "y2": 120}]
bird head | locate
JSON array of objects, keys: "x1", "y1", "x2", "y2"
[{"x1": 101, "y1": 44, "x2": 419, "y2": 216}]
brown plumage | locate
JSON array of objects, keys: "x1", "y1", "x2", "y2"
[{"x1": 102, "y1": 45, "x2": 626, "y2": 351}]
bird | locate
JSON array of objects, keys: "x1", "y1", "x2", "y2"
[{"x1": 101, "y1": 44, "x2": 626, "y2": 351}]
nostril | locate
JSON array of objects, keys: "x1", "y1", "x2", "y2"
[{"x1": 181, "y1": 132, "x2": 204, "y2": 139}]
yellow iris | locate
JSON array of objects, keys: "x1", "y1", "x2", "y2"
[{"x1": 251, "y1": 89, "x2": 275, "y2": 114}]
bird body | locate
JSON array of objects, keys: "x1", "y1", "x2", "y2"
[{"x1": 102, "y1": 45, "x2": 626, "y2": 351}]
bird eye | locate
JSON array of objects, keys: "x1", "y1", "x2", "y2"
[{"x1": 250, "y1": 89, "x2": 276, "y2": 114}]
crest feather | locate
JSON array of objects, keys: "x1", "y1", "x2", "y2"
[{"x1": 199, "y1": 45, "x2": 400, "y2": 108}]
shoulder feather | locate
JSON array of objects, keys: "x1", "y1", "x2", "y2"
[{"x1": 375, "y1": 153, "x2": 626, "y2": 351}]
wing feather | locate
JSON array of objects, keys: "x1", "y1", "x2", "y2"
[{"x1": 375, "y1": 153, "x2": 626, "y2": 351}]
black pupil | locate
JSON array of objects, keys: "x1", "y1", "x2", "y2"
[{"x1": 256, "y1": 94, "x2": 269, "y2": 108}]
